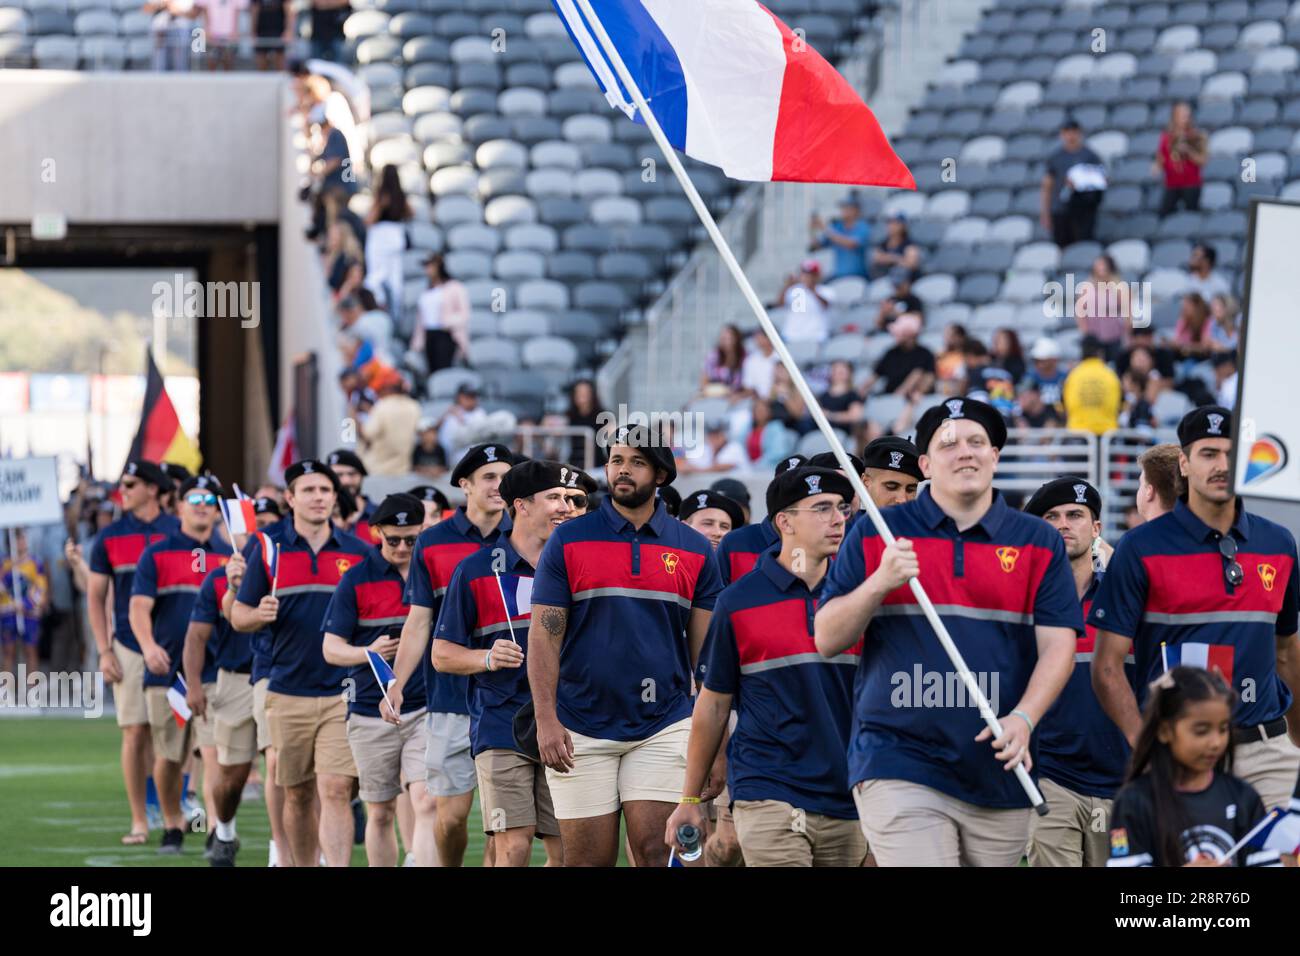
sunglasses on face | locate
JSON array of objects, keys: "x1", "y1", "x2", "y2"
[
  {"x1": 186, "y1": 493, "x2": 218, "y2": 507},
  {"x1": 120, "y1": 479, "x2": 140, "y2": 491},
  {"x1": 1218, "y1": 535, "x2": 1244, "y2": 587},
  {"x1": 564, "y1": 494, "x2": 588, "y2": 509},
  {"x1": 383, "y1": 534, "x2": 419, "y2": 549}
]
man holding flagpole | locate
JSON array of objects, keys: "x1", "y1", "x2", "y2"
[{"x1": 322, "y1": 493, "x2": 436, "y2": 867}]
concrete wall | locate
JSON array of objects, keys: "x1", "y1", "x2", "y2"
[{"x1": 0, "y1": 71, "x2": 281, "y2": 224}]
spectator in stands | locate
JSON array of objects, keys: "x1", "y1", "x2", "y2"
[
  {"x1": 364, "y1": 165, "x2": 413, "y2": 319},
  {"x1": 770, "y1": 364, "x2": 813, "y2": 436},
  {"x1": 959, "y1": 338, "x2": 990, "y2": 393},
  {"x1": 252, "y1": 0, "x2": 293, "y2": 70},
  {"x1": 564, "y1": 378, "x2": 608, "y2": 467},
  {"x1": 1212, "y1": 351, "x2": 1238, "y2": 408},
  {"x1": 1185, "y1": 243, "x2": 1230, "y2": 302},
  {"x1": 874, "y1": 273, "x2": 924, "y2": 331},
  {"x1": 809, "y1": 194, "x2": 871, "y2": 280},
  {"x1": 1022, "y1": 337, "x2": 1068, "y2": 411},
  {"x1": 1117, "y1": 328, "x2": 1177, "y2": 381},
  {"x1": 990, "y1": 328, "x2": 1026, "y2": 385},
  {"x1": 412, "y1": 420, "x2": 447, "y2": 478},
  {"x1": 309, "y1": 0, "x2": 349, "y2": 61},
  {"x1": 772, "y1": 260, "x2": 832, "y2": 344},
  {"x1": 324, "y1": 221, "x2": 364, "y2": 300},
  {"x1": 1014, "y1": 383, "x2": 1062, "y2": 430},
  {"x1": 819, "y1": 360, "x2": 865, "y2": 430},
  {"x1": 147, "y1": 0, "x2": 197, "y2": 71},
  {"x1": 1041, "y1": 119, "x2": 1107, "y2": 247},
  {"x1": 358, "y1": 369, "x2": 420, "y2": 475},
  {"x1": 1074, "y1": 254, "x2": 1130, "y2": 359},
  {"x1": 1169, "y1": 292, "x2": 1216, "y2": 367},
  {"x1": 744, "y1": 399, "x2": 796, "y2": 469},
  {"x1": 1062, "y1": 335, "x2": 1122, "y2": 435},
  {"x1": 1209, "y1": 293, "x2": 1239, "y2": 351},
  {"x1": 1118, "y1": 370, "x2": 1157, "y2": 431},
  {"x1": 1124, "y1": 505, "x2": 1142, "y2": 530},
  {"x1": 975, "y1": 363, "x2": 1018, "y2": 423},
  {"x1": 934, "y1": 323, "x2": 968, "y2": 388},
  {"x1": 1, "y1": 527, "x2": 49, "y2": 679},
  {"x1": 681, "y1": 421, "x2": 746, "y2": 475},
  {"x1": 307, "y1": 105, "x2": 357, "y2": 240},
  {"x1": 195, "y1": 0, "x2": 245, "y2": 70},
  {"x1": 699, "y1": 324, "x2": 746, "y2": 396},
  {"x1": 1152, "y1": 102, "x2": 1207, "y2": 217},
  {"x1": 741, "y1": 328, "x2": 779, "y2": 400},
  {"x1": 338, "y1": 293, "x2": 393, "y2": 363},
  {"x1": 411, "y1": 253, "x2": 470, "y2": 377},
  {"x1": 866, "y1": 313, "x2": 935, "y2": 397},
  {"x1": 871, "y1": 213, "x2": 922, "y2": 281},
  {"x1": 438, "y1": 384, "x2": 487, "y2": 467}
]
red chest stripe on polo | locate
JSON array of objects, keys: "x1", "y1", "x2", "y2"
[
  {"x1": 214, "y1": 574, "x2": 230, "y2": 604},
  {"x1": 562, "y1": 540, "x2": 705, "y2": 603},
  {"x1": 861, "y1": 537, "x2": 1053, "y2": 616},
  {"x1": 105, "y1": 534, "x2": 151, "y2": 570},
  {"x1": 469, "y1": 575, "x2": 530, "y2": 630},
  {"x1": 423, "y1": 543, "x2": 480, "y2": 590},
  {"x1": 729, "y1": 551, "x2": 759, "y2": 582},
  {"x1": 731, "y1": 597, "x2": 860, "y2": 666},
  {"x1": 355, "y1": 579, "x2": 409, "y2": 624},
  {"x1": 154, "y1": 550, "x2": 229, "y2": 590},
  {"x1": 1142, "y1": 552, "x2": 1292, "y2": 617},
  {"x1": 275, "y1": 550, "x2": 363, "y2": 588}
]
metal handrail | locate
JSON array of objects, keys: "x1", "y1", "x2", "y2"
[{"x1": 513, "y1": 424, "x2": 596, "y2": 474}]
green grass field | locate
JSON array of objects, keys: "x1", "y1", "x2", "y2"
[{"x1": 0, "y1": 717, "x2": 578, "y2": 867}]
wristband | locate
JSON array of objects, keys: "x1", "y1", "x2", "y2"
[
  {"x1": 485, "y1": 649, "x2": 494, "y2": 672},
  {"x1": 1010, "y1": 709, "x2": 1035, "y2": 734},
  {"x1": 679, "y1": 796, "x2": 702, "y2": 805}
]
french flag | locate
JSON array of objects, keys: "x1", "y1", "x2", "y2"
[
  {"x1": 554, "y1": 0, "x2": 913, "y2": 187},
  {"x1": 166, "y1": 674, "x2": 191, "y2": 728},
  {"x1": 1166, "y1": 642, "x2": 1235, "y2": 685},
  {"x1": 220, "y1": 497, "x2": 257, "y2": 536}
]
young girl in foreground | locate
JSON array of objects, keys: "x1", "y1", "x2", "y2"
[{"x1": 1107, "y1": 666, "x2": 1282, "y2": 868}]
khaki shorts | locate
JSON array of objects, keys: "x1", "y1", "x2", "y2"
[
  {"x1": 194, "y1": 683, "x2": 217, "y2": 750},
  {"x1": 111, "y1": 640, "x2": 148, "y2": 728},
  {"x1": 212, "y1": 669, "x2": 257, "y2": 767},
  {"x1": 252, "y1": 678, "x2": 272, "y2": 753},
  {"x1": 425, "y1": 712, "x2": 476, "y2": 797},
  {"x1": 1232, "y1": 728, "x2": 1300, "y2": 811},
  {"x1": 545, "y1": 717, "x2": 691, "y2": 820},
  {"x1": 347, "y1": 709, "x2": 428, "y2": 803},
  {"x1": 853, "y1": 778, "x2": 1031, "y2": 867},
  {"x1": 1028, "y1": 777, "x2": 1112, "y2": 868},
  {"x1": 265, "y1": 691, "x2": 357, "y2": 788},
  {"x1": 145, "y1": 684, "x2": 207, "y2": 764},
  {"x1": 476, "y1": 748, "x2": 559, "y2": 837},
  {"x1": 732, "y1": 799, "x2": 867, "y2": 867}
]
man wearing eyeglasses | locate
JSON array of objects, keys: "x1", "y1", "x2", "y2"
[
  {"x1": 815, "y1": 398, "x2": 1080, "y2": 866},
  {"x1": 387, "y1": 443, "x2": 513, "y2": 867},
  {"x1": 667, "y1": 467, "x2": 866, "y2": 866},
  {"x1": 431, "y1": 460, "x2": 580, "y2": 866},
  {"x1": 129, "y1": 474, "x2": 233, "y2": 855},
  {"x1": 321, "y1": 493, "x2": 434, "y2": 866},
  {"x1": 715, "y1": 455, "x2": 808, "y2": 586},
  {"x1": 1091, "y1": 405, "x2": 1300, "y2": 811}
]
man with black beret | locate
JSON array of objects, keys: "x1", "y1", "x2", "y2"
[
  {"x1": 408, "y1": 485, "x2": 450, "y2": 530},
  {"x1": 710, "y1": 478, "x2": 752, "y2": 526},
  {"x1": 388, "y1": 442, "x2": 513, "y2": 867},
  {"x1": 87, "y1": 458, "x2": 179, "y2": 846},
  {"x1": 327, "y1": 449, "x2": 377, "y2": 544},
  {"x1": 322, "y1": 493, "x2": 436, "y2": 867},
  {"x1": 860, "y1": 436, "x2": 924, "y2": 508},
  {"x1": 681, "y1": 491, "x2": 746, "y2": 551},
  {"x1": 431, "y1": 460, "x2": 574, "y2": 867},
  {"x1": 253, "y1": 496, "x2": 282, "y2": 523},
  {"x1": 808, "y1": 451, "x2": 869, "y2": 519},
  {"x1": 1091, "y1": 406, "x2": 1300, "y2": 811},
  {"x1": 816, "y1": 396, "x2": 1080, "y2": 866},
  {"x1": 657, "y1": 485, "x2": 681, "y2": 518},
  {"x1": 714, "y1": 455, "x2": 809, "y2": 587},
  {"x1": 668, "y1": 467, "x2": 866, "y2": 866},
  {"x1": 160, "y1": 463, "x2": 193, "y2": 515},
  {"x1": 562, "y1": 467, "x2": 599, "y2": 517},
  {"x1": 1021, "y1": 477, "x2": 1130, "y2": 867}
]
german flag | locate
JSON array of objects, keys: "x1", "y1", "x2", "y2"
[{"x1": 127, "y1": 348, "x2": 202, "y2": 474}]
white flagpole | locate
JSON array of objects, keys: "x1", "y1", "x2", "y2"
[
  {"x1": 492, "y1": 569, "x2": 520, "y2": 646},
  {"x1": 571, "y1": 0, "x2": 1046, "y2": 812},
  {"x1": 1223, "y1": 809, "x2": 1279, "y2": 863}
]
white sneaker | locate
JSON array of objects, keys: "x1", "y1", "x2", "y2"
[{"x1": 403, "y1": 854, "x2": 417, "y2": 867}]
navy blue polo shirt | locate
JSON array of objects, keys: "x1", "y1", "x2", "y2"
[
  {"x1": 1088, "y1": 498, "x2": 1299, "y2": 728},
  {"x1": 407, "y1": 508, "x2": 512, "y2": 714},
  {"x1": 88, "y1": 511, "x2": 180, "y2": 652},
  {"x1": 436, "y1": 535, "x2": 535, "y2": 757},
  {"x1": 1037, "y1": 570, "x2": 1134, "y2": 799},
  {"x1": 236, "y1": 521, "x2": 369, "y2": 697},
  {"x1": 322, "y1": 547, "x2": 425, "y2": 718},
  {"x1": 715, "y1": 518, "x2": 779, "y2": 586},
  {"x1": 244, "y1": 523, "x2": 286, "y2": 684},
  {"x1": 822, "y1": 486, "x2": 1083, "y2": 808},
  {"x1": 703, "y1": 551, "x2": 859, "y2": 818},
  {"x1": 531, "y1": 496, "x2": 724, "y2": 741},
  {"x1": 131, "y1": 530, "x2": 232, "y2": 687},
  {"x1": 190, "y1": 566, "x2": 252, "y2": 674}
]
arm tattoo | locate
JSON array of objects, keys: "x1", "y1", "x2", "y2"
[{"x1": 539, "y1": 606, "x2": 568, "y2": 640}]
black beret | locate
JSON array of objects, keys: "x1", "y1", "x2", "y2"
[
  {"x1": 774, "y1": 454, "x2": 808, "y2": 477},
  {"x1": 607, "y1": 425, "x2": 677, "y2": 486},
  {"x1": 808, "y1": 451, "x2": 866, "y2": 475},
  {"x1": 253, "y1": 496, "x2": 282, "y2": 518},
  {"x1": 1177, "y1": 405, "x2": 1232, "y2": 448},
  {"x1": 710, "y1": 477, "x2": 751, "y2": 509},
  {"x1": 914, "y1": 396, "x2": 1008, "y2": 454},
  {"x1": 336, "y1": 486, "x2": 357, "y2": 520},
  {"x1": 407, "y1": 485, "x2": 450, "y2": 510},
  {"x1": 680, "y1": 490, "x2": 745, "y2": 530},
  {"x1": 285, "y1": 459, "x2": 341, "y2": 491},
  {"x1": 161, "y1": 463, "x2": 194, "y2": 486},
  {"x1": 325, "y1": 448, "x2": 368, "y2": 476},
  {"x1": 658, "y1": 485, "x2": 681, "y2": 516},
  {"x1": 766, "y1": 467, "x2": 856, "y2": 517},
  {"x1": 499, "y1": 459, "x2": 569, "y2": 504},
  {"x1": 122, "y1": 459, "x2": 172, "y2": 491},
  {"x1": 450, "y1": 443, "x2": 513, "y2": 486},
  {"x1": 370, "y1": 493, "x2": 425, "y2": 528},
  {"x1": 178, "y1": 473, "x2": 224, "y2": 498},
  {"x1": 572, "y1": 469, "x2": 598, "y2": 494},
  {"x1": 1024, "y1": 477, "x2": 1102, "y2": 520},
  {"x1": 862, "y1": 436, "x2": 924, "y2": 481}
]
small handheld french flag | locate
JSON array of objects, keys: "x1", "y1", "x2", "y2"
[
  {"x1": 166, "y1": 674, "x2": 191, "y2": 727},
  {"x1": 220, "y1": 497, "x2": 257, "y2": 536},
  {"x1": 1164, "y1": 642, "x2": 1235, "y2": 685},
  {"x1": 1248, "y1": 799, "x2": 1300, "y2": 858},
  {"x1": 366, "y1": 650, "x2": 398, "y2": 713}
]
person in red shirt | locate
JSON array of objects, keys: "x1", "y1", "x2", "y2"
[{"x1": 1153, "y1": 101, "x2": 1207, "y2": 218}]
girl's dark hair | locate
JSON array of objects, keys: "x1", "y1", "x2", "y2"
[
  {"x1": 374, "y1": 165, "x2": 412, "y2": 222},
  {"x1": 1126, "y1": 666, "x2": 1236, "y2": 866},
  {"x1": 716, "y1": 323, "x2": 744, "y2": 373},
  {"x1": 357, "y1": 287, "x2": 381, "y2": 313},
  {"x1": 994, "y1": 327, "x2": 1023, "y2": 361}
]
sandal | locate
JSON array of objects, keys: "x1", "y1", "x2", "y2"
[{"x1": 121, "y1": 829, "x2": 148, "y2": 846}]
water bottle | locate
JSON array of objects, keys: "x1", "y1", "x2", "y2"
[{"x1": 676, "y1": 823, "x2": 702, "y2": 862}]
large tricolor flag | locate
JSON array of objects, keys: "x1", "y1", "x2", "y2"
[
  {"x1": 552, "y1": 0, "x2": 913, "y2": 187},
  {"x1": 127, "y1": 348, "x2": 202, "y2": 475},
  {"x1": 267, "y1": 412, "x2": 298, "y2": 486},
  {"x1": 1164, "y1": 642, "x2": 1235, "y2": 685}
]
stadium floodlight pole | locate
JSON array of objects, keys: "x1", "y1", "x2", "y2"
[{"x1": 572, "y1": 0, "x2": 1047, "y2": 814}]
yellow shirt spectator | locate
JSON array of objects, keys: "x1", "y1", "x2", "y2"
[{"x1": 1063, "y1": 355, "x2": 1122, "y2": 435}]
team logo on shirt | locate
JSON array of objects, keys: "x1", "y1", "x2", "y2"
[
  {"x1": 1258, "y1": 563, "x2": 1277, "y2": 591},
  {"x1": 1207, "y1": 414, "x2": 1225, "y2": 436},
  {"x1": 995, "y1": 546, "x2": 1020, "y2": 572},
  {"x1": 1073, "y1": 483, "x2": 1088, "y2": 503},
  {"x1": 945, "y1": 399, "x2": 964, "y2": 418},
  {"x1": 1110, "y1": 828, "x2": 1129, "y2": 856},
  {"x1": 335, "y1": 558, "x2": 353, "y2": 576},
  {"x1": 889, "y1": 451, "x2": 904, "y2": 469},
  {"x1": 661, "y1": 552, "x2": 679, "y2": 575}
]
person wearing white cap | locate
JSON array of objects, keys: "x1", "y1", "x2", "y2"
[
  {"x1": 1023, "y1": 337, "x2": 1068, "y2": 410},
  {"x1": 771, "y1": 260, "x2": 833, "y2": 344}
]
